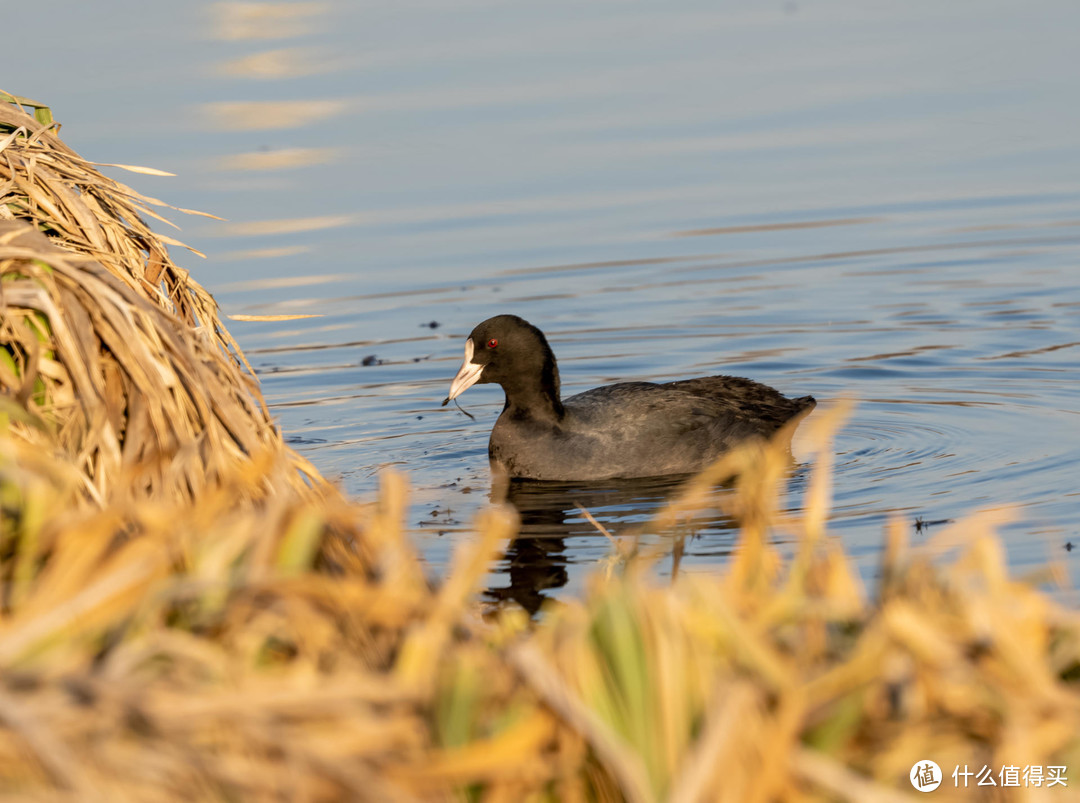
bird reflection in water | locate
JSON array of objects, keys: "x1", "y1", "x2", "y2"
[{"x1": 483, "y1": 474, "x2": 742, "y2": 615}]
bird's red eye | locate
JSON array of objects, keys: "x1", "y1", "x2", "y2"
[{"x1": 487, "y1": 338, "x2": 498, "y2": 349}]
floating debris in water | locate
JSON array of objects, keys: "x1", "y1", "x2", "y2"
[{"x1": 914, "y1": 516, "x2": 952, "y2": 533}]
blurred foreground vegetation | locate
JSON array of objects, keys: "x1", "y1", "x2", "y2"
[{"x1": 2, "y1": 94, "x2": 1079, "y2": 802}]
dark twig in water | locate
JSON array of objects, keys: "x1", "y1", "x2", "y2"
[
  {"x1": 441, "y1": 396, "x2": 476, "y2": 420},
  {"x1": 914, "y1": 516, "x2": 952, "y2": 533}
]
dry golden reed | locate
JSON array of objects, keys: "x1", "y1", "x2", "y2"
[
  {"x1": 0, "y1": 93, "x2": 323, "y2": 506},
  {"x1": 1, "y1": 94, "x2": 1079, "y2": 802}
]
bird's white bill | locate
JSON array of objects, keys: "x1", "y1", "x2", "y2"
[{"x1": 447, "y1": 338, "x2": 484, "y2": 401}]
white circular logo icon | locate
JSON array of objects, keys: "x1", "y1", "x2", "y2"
[{"x1": 910, "y1": 760, "x2": 943, "y2": 792}]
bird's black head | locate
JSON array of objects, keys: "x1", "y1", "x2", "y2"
[{"x1": 444, "y1": 314, "x2": 562, "y2": 416}]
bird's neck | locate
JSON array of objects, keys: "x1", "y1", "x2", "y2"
[{"x1": 502, "y1": 360, "x2": 564, "y2": 422}]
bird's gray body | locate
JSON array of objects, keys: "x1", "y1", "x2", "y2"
[{"x1": 489, "y1": 377, "x2": 815, "y2": 481}]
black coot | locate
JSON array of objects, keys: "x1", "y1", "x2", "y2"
[{"x1": 443, "y1": 314, "x2": 815, "y2": 481}]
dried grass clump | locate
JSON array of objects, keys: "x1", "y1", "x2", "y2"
[
  {"x1": 0, "y1": 423, "x2": 439, "y2": 800},
  {"x1": 3, "y1": 404, "x2": 1078, "y2": 802},
  {"x1": 1, "y1": 96, "x2": 321, "y2": 504},
  {"x1": 0, "y1": 93, "x2": 233, "y2": 351}
]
